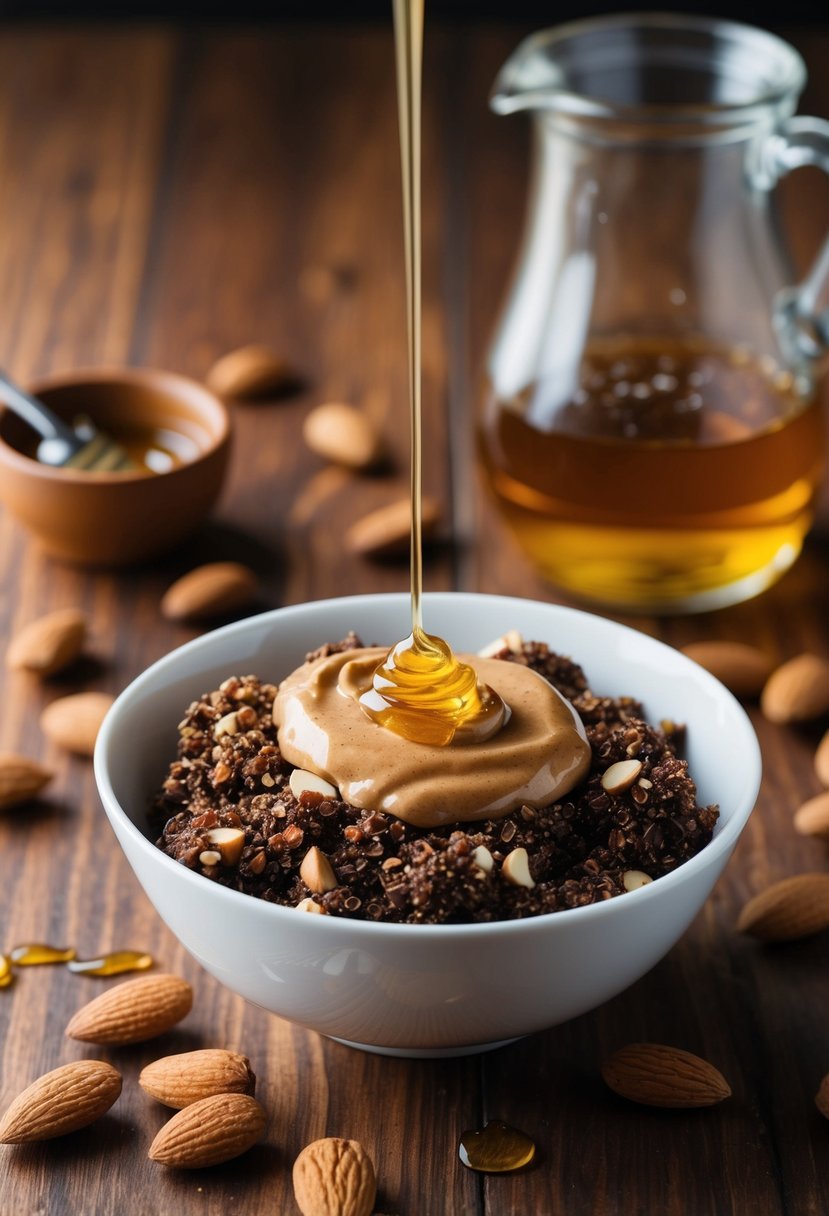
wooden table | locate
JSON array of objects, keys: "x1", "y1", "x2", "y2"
[{"x1": 1, "y1": 19, "x2": 828, "y2": 1215}]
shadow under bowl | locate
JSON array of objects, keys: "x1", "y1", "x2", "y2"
[
  {"x1": 0, "y1": 366, "x2": 231, "y2": 566},
  {"x1": 94, "y1": 592, "x2": 762, "y2": 1056}
]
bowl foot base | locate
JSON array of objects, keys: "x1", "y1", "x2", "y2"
[{"x1": 327, "y1": 1034, "x2": 522, "y2": 1058}]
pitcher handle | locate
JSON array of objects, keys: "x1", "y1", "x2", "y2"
[{"x1": 763, "y1": 116, "x2": 829, "y2": 361}]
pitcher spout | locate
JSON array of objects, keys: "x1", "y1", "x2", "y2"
[{"x1": 490, "y1": 29, "x2": 563, "y2": 116}]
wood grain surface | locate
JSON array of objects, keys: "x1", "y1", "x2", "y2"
[{"x1": 1, "y1": 20, "x2": 828, "y2": 1216}]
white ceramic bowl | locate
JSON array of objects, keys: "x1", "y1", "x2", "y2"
[{"x1": 95, "y1": 593, "x2": 761, "y2": 1057}]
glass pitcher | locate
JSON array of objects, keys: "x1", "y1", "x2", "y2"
[{"x1": 478, "y1": 14, "x2": 829, "y2": 612}]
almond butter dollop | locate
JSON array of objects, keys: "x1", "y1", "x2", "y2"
[{"x1": 273, "y1": 647, "x2": 591, "y2": 829}]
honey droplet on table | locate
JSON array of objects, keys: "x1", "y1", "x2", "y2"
[
  {"x1": 0, "y1": 954, "x2": 13, "y2": 988},
  {"x1": 67, "y1": 950, "x2": 154, "y2": 977},
  {"x1": 360, "y1": 629, "x2": 506, "y2": 746},
  {"x1": 10, "y1": 943, "x2": 77, "y2": 966},
  {"x1": 458, "y1": 1120, "x2": 536, "y2": 1173}
]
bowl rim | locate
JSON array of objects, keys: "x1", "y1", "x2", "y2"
[
  {"x1": 94, "y1": 591, "x2": 762, "y2": 940},
  {"x1": 0, "y1": 364, "x2": 230, "y2": 484}
]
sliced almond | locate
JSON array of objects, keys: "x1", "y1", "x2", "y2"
[
  {"x1": 148, "y1": 1092, "x2": 266, "y2": 1168},
  {"x1": 0, "y1": 753, "x2": 53, "y2": 810},
  {"x1": 139, "y1": 1049, "x2": 256, "y2": 1109},
  {"x1": 161, "y1": 563, "x2": 259, "y2": 623},
  {"x1": 345, "y1": 496, "x2": 441, "y2": 558},
  {"x1": 472, "y1": 845, "x2": 494, "y2": 874},
  {"x1": 205, "y1": 344, "x2": 299, "y2": 400},
  {"x1": 302, "y1": 401, "x2": 384, "y2": 471},
  {"x1": 289, "y1": 768, "x2": 338, "y2": 801},
  {"x1": 199, "y1": 850, "x2": 222, "y2": 867},
  {"x1": 293, "y1": 1137, "x2": 376, "y2": 1216},
  {"x1": 622, "y1": 870, "x2": 653, "y2": 892},
  {"x1": 601, "y1": 759, "x2": 643, "y2": 794},
  {"x1": 501, "y1": 847, "x2": 535, "y2": 889},
  {"x1": 0, "y1": 1060, "x2": 122, "y2": 1143},
  {"x1": 213, "y1": 711, "x2": 239, "y2": 739},
  {"x1": 40, "y1": 692, "x2": 114, "y2": 757},
  {"x1": 300, "y1": 846, "x2": 338, "y2": 894},
  {"x1": 6, "y1": 608, "x2": 87, "y2": 677},
  {"x1": 206, "y1": 826, "x2": 246, "y2": 866},
  {"x1": 760, "y1": 653, "x2": 829, "y2": 724},
  {"x1": 601, "y1": 1043, "x2": 731, "y2": 1108},
  {"x1": 296, "y1": 897, "x2": 328, "y2": 915},
  {"x1": 680, "y1": 640, "x2": 773, "y2": 699},
  {"x1": 66, "y1": 973, "x2": 193, "y2": 1044},
  {"x1": 736, "y1": 873, "x2": 829, "y2": 941},
  {"x1": 477, "y1": 630, "x2": 524, "y2": 658}
]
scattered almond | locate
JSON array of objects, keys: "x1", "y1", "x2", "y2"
[
  {"x1": 0, "y1": 753, "x2": 53, "y2": 810},
  {"x1": 680, "y1": 640, "x2": 773, "y2": 698},
  {"x1": 0, "y1": 1060, "x2": 121, "y2": 1143},
  {"x1": 139, "y1": 1049, "x2": 256, "y2": 1109},
  {"x1": 40, "y1": 691, "x2": 114, "y2": 757},
  {"x1": 148, "y1": 1092, "x2": 266, "y2": 1168},
  {"x1": 601, "y1": 759, "x2": 643, "y2": 794},
  {"x1": 161, "y1": 562, "x2": 259, "y2": 623},
  {"x1": 816, "y1": 1074, "x2": 829, "y2": 1121},
  {"x1": 302, "y1": 402, "x2": 384, "y2": 471},
  {"x1": 6, "y1": 608, "x2": 87, "y2": 677},
  {"x1": 293, "y1": 1137, "x2": 377, "y2": 1216},
  {"x1": 736, "y1": 873, "x2": 829, "y2": 941},
  {"x1": 66, "y1": 973, "x2": 193, "y2": 1044},
  {"x1": 300, "y1": 846, "x2": 338, "y2": 894},
  {"x1": 501, "y1": 847, "x2": 535, "y2": 889},
  {"x1": 601, "y1": 1043, "x2": 731, "y2": 1108},
  {"x1": 205, "y1": 344, "x2": 299, "y2": 400},
  {"x1": 816, "y1": 728, "x2": 829, "y2": 786},
  {"x1": 760, "y1": 653, "x2": 829, "y2": 724},
  {"x1": 345, "y1": 496, "x2": 440, "y2": 558},
  {"x1": 793, "y1": 792, "x2": 829, "y2": 839}
]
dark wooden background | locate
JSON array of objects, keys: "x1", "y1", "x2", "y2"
[{"x1": 0, "y1": 20, "x2": 828, "y2": 1216}]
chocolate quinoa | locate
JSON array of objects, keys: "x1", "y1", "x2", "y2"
[{"x1": 150, "y1": 634, "x2": 719, "y2": 924}]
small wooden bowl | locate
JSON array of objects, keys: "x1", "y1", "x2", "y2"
[{"x1": 0, "y1": 367, "x2": 231, "y2": 566}]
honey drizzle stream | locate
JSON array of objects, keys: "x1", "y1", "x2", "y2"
[
  {"x1": 359, "y1": 1, "x2": 506, "y2": 746},
  {"x1": 394, "y1": 0, "x2": 425, "y2": 636}
]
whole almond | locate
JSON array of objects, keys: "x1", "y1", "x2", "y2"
[
  {"x1": 205, "y1": 344, "x2": 299, "y2": 400},
  {"x1": 601, "y1": 1043, "x2": 731, "y2": 1108},
  {"x1": 139, "y1": 1049, "x2": 256, "y2": 1109},
  {"x1": 816, "y1": 1074, "x2": 829, "y2": 1121},
  {"x1": 40, "y1": 691, "x2": 114, "y2": 757},
  {"x1": 345, "y1": 496, "x2": 441, "y2": 558},
  {"x1": 0, "y1": 753, "x2": 53, "y2": 809},
  {"x1": 148, "y1": 1092, "x2": 266, "y2": 1168},
  {"x1": 0, "y1": 1060, "x2": 121, "y2": 1143},
  {"x1": 303, "y1": 402, "x2": 384, "y2": 471},
  {"x1": 680, "y1": 640, "x2": 773, "y2": 699},
  {"x1": 161, "y1": 562, "x2": 259, "y2": 622},
  {"x1": 66, "y1": 973, "x2": 193, "y2": 1044},
  {"x1": 6, "y1": 608, "x2": 87, "y2": 677},
  {"x1": 293, "y1": 1137, "x2": 377, "y2": 1216},
  {"x1": 761, "y1": 653, "x2": 829, "y2": 724},
  {"x1": 736, "y1": 873, "x2": 829, "y2": 941},
  {"x1": 816, "y1": 728, "x2": 829, "y2": 786},
  {"x1": 793, "y1": 792, "x2": 829, "y2": 839}
]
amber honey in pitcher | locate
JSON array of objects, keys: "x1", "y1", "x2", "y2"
[{"x1": 479, "y1": 336, "x2": 825, "y2": 611}]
